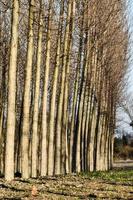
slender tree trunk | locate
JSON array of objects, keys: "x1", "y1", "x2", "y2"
[
  {"x1": 81, "y1": 85, "x2": 89, "y2": 171},
  {"x1": 111, "y1": 134, "x2": 114, "y2": 169},
  {"x1": 69, "y1": 7, "x2": 85, "y2": 172},
  {"x1": 99, "y1": 115, "x2": 106, "y2": 170},
  {"x1": 95, "y1": 68, "x2": 103, "y2": 171},
  {"x1": 75, "y1": 53, "x2": 89, "y2": 172},
  {"x1": 21, "y1": 0, "x2": 35, "y2": 179},
  {"x1": 41, "y1": 0, "x2": 53, "y2": 176},
  {"x1": 89, "y1": 104, "x2": 97, "y2": 172},
  {"x1": 51, "y1": 1, "x2": 64, "y2": 175},
  {"x1": 62, "y1": 0, "x2": 75, "y2": 174},
  {"x1": 31, "y1": 4, "x2": 43, "y2": 178},
  {"x1": 0, "y1": 109, "x2": 3, "y2": 173},
  {"x1": 84, "y1": 88, "x2": 92, "y2": 171},
  {"x1": 51, "y1": 38, "x2": 61, "y2": 175},
  {"x1": 55, "y1": 0, "x2": 71, "y2": 175},
  {"x1": 16, "y1": 102, "x2": 23, "y2": 173},
  {"x1": 5, "y1": 0, "x2": 19, "y2": 181},
  {"x1": 0, "y1": 109, "x2": 3, "y2": 148}
]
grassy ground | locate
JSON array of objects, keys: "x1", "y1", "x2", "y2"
[{"x1": 0, "y1": 169, "x2": 133, "y2": 199}]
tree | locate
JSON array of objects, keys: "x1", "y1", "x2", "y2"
[
  {"x1": 5, "y1": 0, "x2": 19, "y2": 181},
  {"x1": 21, "y1": 0, "x2": 35, "y2": 179},
  {"x1": 41, "y1": 0, "x2": 53, "y2": 176},
  {"x1": 31, "y1": 1, "x2": 43, "y2": 178}
]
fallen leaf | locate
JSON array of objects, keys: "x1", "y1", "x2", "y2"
[{"x1": 31, "y1": 185, "x2": 37, "y2": 196}]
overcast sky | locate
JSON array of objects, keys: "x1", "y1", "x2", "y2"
[
  {"x1": 116, "y1": 0, "x2": 133, "y2": 135},
  {"x1": 127, "y1": 0, "x2": 133, "y2": 91}
]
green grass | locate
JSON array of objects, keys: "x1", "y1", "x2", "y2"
[{"x1": 80, "y1": 169, "x2": 133, "y2": 182}]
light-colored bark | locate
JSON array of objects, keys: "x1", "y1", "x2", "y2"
[
  {"x1": 55, "y1": 0, "x2": 72, "y2": 175},
  {"x1": 21, "y1": 0, "x2": 35, "y2": 179},
  {"x1": 111, "y1": 134, "x2": 114, "y2": 168},
  {"x1": 89, "y1": 104, "x2": 97, "y2": 172},
  {"x1": 31, "y1": 6, "x2": 43, "y2": 178},
  {"x1": 0, "y1": 109, "x2": 3, "y2": 148},
  {"x1": 52, "y1": 37, "x2": 61, "y2": 175},
  {"x1": 95, "y1": 83, "x2": 103, "y2": 170},
  {"x1": 85, "y1": 91, "x2": 93, "y2": 171},
  {"x1": 51, "y1": 1, "x2": 64, "y2": 175},
  {"x1": 41, "y1": 0, "x2": 53, "y2": 176},
  {"x1": 99, "y1": 116, "x2": 106, "y2": 170},
  {"x1": 62, "y1": 0, "x2": 76, "y2": 174},
  {"x1": 5, "y1": 0, "x2": 19, "y2": 181},
  {"x1": 95, "y1": 115, "x2": 103, "y2": 171},
  {"x1": 0, "y1": 109, "x2": 3, "y2": 172},
  {"x1": 104, "y1": 130, "x2": 109, "y2": 171}
]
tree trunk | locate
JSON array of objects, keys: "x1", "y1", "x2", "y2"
[
  {"x1": 0, "y1": 109, "x2": 3, "y2": 173},
  {"x1": 41, "y1": 0, "x2": 53, "y2": 176},
  {"x1": 50, "y1": 1, "x2": 65, "y2": 176},
  {"x1": 62, "y1": 0, "x2": 75, "y2": 174},
  {"x1": 69, "y1": 16, "x2": 85, "y2": 172},
  {"x1": 75, "y1": 57, "x2": 88, "y2": 172},
  {"x1": 55, "y1": 0, "x2": 72, "y2": 175},
  {"x1": 21, "y1": 0, "x2": 35, "y2": 179},
  {"x1": 5, "y1": 0, "x2": 19, "y2": 181},
  {"x1": 31, "y1": 4, "x2": 43, "y2": 178}
]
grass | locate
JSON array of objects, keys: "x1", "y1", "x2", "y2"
[{"x1": 80, "y1": 169, "x2": 133, "y2": 183}]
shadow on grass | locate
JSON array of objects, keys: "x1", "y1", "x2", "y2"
[{"x1": 46, "y1": 189, "x2": 97, "y2": 199}]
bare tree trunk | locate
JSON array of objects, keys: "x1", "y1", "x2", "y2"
[
  {"x1": 99, "y1": 116, "x2": 106, "y2": 170},
  {"x1": 41, "y1": 0, "x2": 53, "y2": 176},
  {"x1": 21, "y1": 0, "x2": 35, "y2": 179},
  {"x1": 51, "y1": 1, "x2": 64, "y2": 175},
  {"x1": 84, "y1": 89, "x2": 92, "y2": 171},
  {"x1": 95, "y1": 66, "x2": 103, "y2": 171},
  {"x1": 5, "y1": 0, "x2": 19, "y2": 181},
  {"x1": 89, "y1": 104, "x2": 97, "y2": 172},
  {"x1": 81, "y1": 85, "x2": 89, "y2": 171},
  {"x1": 55, "y1": 0, "x2": 72, "y2": 175},
  {"x1": 62, "y1": 0, "x2": 75, "y2": 174},
  {"x1": 0, "y1": 109, "x2": 3, "y2": 149},
  {"x1": 69, "y1": 4, "x2": 85, "y2": 172},
  {"x1": 75, "y1": 51, "x2": 89, "y2": 172},
  {"x1": 51, "y1": 38, "x2": 60, "y2": 175},
  {"x1": 31, "y1": 3, "x2": 43, "y2": 178},
  {"x1": 0, "y1": 109, "x2": 3, "y2": 173}
]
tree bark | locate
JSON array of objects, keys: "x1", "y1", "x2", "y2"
[
  {"x1": 31, "y1": 3, "x2": 43, "y2": 178},
  {"x1": 55, "y1": 0, "x2": 72, "y2": 175},
  {"x1": 41, "y1": 0, "x2": 53, "y2": 176},
  {"x1": 5, "y1": 0, "x2": 19, "y2": 181},
  {"x1": 62, "y1": 0, "x2": 75, "y2": 174},
  {"x1": 51, "y1": 1, "x2": 64, "y2": 176},
  {"x1": 21, "y1": 0, "x2": 35, "y2": 179}
]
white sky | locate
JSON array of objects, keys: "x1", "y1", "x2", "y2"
[{"x1": 116, "y1": 0, "x2": 133, "y2": 135}]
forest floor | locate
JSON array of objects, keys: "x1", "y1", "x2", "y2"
[{"x1": 0, "y1": 168, "x2": 133, "y2": 200}]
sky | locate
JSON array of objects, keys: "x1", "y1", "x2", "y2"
[
  {"x1": 116, "y1": 0, "x2": 133, "y2": 136},
  {"x1": 126, "y1": 0, "x2": 133, "y2": 91}
]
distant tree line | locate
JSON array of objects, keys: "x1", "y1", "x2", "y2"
[
  {"x1": 114, "y1": 134, "x2": 133, "y2": 160},
  {"x1": 0, "y1": 0, "x2": 129, "y2": 180}
]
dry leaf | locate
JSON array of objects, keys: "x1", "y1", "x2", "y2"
[{"x1": 31, "y1": 185, "x2": 38, "y2": 196}]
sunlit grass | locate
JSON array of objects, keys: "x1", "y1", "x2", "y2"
[{"x1": 80, "y1": 169, "x2": 133, "y2": 182}]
